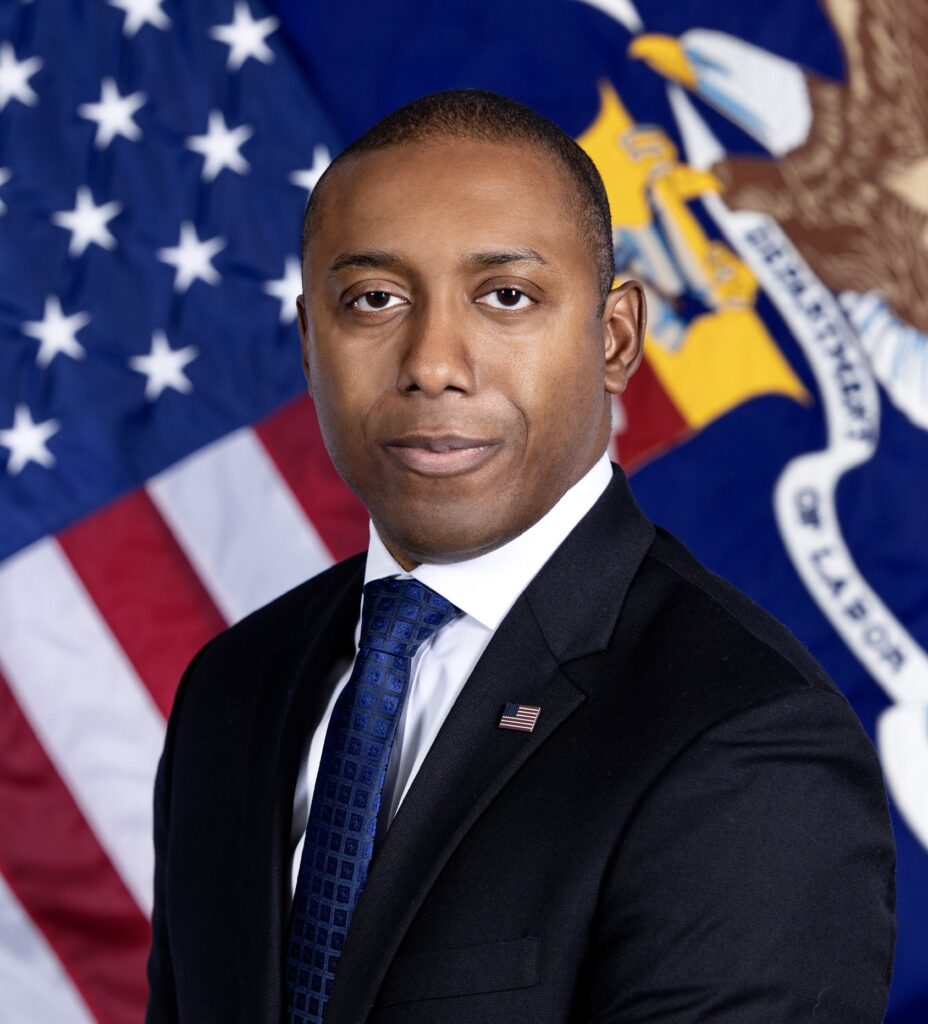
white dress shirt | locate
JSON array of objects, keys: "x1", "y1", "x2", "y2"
[{"x1": 289, "y1": 453, "x2": 613, "y2": 895}]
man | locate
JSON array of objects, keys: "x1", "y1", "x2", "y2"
[{"x1": 146, "y1": 90, "x2": 896, "y2": 1024}]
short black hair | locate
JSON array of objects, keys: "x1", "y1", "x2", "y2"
[{"x1": 301, "y1": 89, "x2": 615, "y2": 304}]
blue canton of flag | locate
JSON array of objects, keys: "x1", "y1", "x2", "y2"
[{"x1": 0, "y1": 0, "x2": 339, "y2": 558}]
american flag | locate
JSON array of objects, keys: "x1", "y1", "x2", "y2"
[
  {"x1": 0, "y1": 2, "x2": 371, "y2": 1021},
  {"x1": 498, "y1": 703, "x2": 542, "y2": 733}
]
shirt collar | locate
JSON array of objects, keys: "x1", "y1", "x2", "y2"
[{"x1": 363, "y1": 453, "x2": 613, "y2": 630}]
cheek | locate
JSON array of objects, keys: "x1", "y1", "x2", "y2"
[
  {"x1": 307, "y1": 340, "x2": 378, "y2": 467},
  {"x1": 511, "y1": 328, "x2": 604, "y2": 452}
]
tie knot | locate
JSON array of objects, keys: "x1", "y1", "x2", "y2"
[{"x1": 359, "y1": 577, "x2": 460, "y2": 658}]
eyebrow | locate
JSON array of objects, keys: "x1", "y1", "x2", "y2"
[
  {"x1": 465, "y1": 248, "x2": 550, "y2": 269},
  {"x1": 328, "y1": 247, "x2": 551, "y2": 275},
  {"x1": 329, "y1": 250, "x2": 403, "y2": 274}
]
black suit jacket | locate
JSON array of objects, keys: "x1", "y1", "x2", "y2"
[{"x1": 146, "y1": 466, "x2": 895, "y2": 1023}]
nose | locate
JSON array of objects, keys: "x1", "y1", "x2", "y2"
[{"x1": 395, "y1": 293, "x2": 476, "y2": 397}]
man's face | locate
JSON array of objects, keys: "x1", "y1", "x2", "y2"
[{"x1": 298, "y1": 138, "x2": 643, "y2": 567}]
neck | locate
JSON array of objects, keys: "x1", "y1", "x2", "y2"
[{"x1": 384, "y1": 543, "x2": 419, "y2": 572}]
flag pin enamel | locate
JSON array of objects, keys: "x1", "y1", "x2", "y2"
[{"x1": 498, "y1": 703, "x2": 541, "y2": 732}]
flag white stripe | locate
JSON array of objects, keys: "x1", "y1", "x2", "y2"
[
  {"x1": 148, "y1": 428, "x2": 333, "y2": 623},
  {"x1": 0, "y1": 868, "x2": 97, "y2": 1024},
  {"x1": 0, "y1": 539, "x2": 164, "y2": 916}
]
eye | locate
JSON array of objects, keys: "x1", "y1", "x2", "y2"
[
  {"x1": 476, "y1": 287, "x2": 535, "y2": 310},
  {"x1": 349, "y1": 290, "x2": 406, "y2": 313}
]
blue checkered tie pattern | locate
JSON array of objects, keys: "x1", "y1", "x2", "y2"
[{"x1": 285, "y1": 576, "x2": 461, "y2": 1023}]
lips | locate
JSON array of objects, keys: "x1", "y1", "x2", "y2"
[{"x1": 383, "y1": 433, "x2": 502, "y2": 477}]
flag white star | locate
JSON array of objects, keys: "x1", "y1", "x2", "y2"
[
  {"x1": 51, "y1": 186, "x2": 121, "y2": 257},
  {"x1": 263, "y1": 256, "x2": 302, "y2": 325},
  {"x1": 0, "y1": 404, "x2": 59, "y2": 475},
  {"x1": 289, "y1": 144, "x2": 331, "y2": 200},
  {"x1": 0, "y1": 167, "x2": 10, "y2": 215},
  {"x1": 0, "y1": 41, "x2": 42, "y2": 111},
  {"x1": 108, "y1": 0, "x2": 170, "y2": 37},
  {"x1": 186, "y1": 110, "x2": 253, "y2": 182},
  {"x1": 157, "y1": 221, "x2": 225, "y2": 293},
  {"x1": 128, "y1": 330, "x2": 198, "y2": 401},
  {"x1": 209, "y1": 2, "x2": 278, "y2": 71},
  {"x1": 77, "y1": 77, "x2": 146, "y2": 149},
  {"x1": 22, "y1": 296, "x2": 90, "y2": 367}
]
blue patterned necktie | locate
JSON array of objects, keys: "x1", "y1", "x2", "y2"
[{"x1": 285, "y1": 576, "x2": 461, "y2": 1024}]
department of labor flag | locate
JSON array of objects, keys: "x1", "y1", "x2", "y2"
[{"x1": 1, "y1": 1, "x2": 926, "y2": 1022}]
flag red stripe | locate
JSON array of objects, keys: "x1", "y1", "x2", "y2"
[
  {"x1": 59, "y1": 490, "x2": 226, "y2": 718},
  {"x1": 617, "y1": 355, "x2": 690, "y2": 472},
  {"x1": 0, "y1": 670, "x2": 150, "y2": 1024},
  {"x1": 256, "y1": 394, "x2": 369, "y2": 563}
]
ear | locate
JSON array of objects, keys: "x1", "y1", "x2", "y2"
[
  {"x1": 296, "y1": 293, "x2": 314, "y2": 396},
  {"x1": 602, "y1": 279, "x2": 646, "y2": 395}
]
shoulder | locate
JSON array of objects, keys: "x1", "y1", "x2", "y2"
[
  {"x1": 593, "y1": 521, "x2": 887, "y2": 844},
  {"x1": 170, "y1": 552, "x2": 365, "y2": 712},
  {"x1": 576, "y1": 521, "x2": 853, "y2": 763},
  {"x1": 632, "y1": 525, "x2": 836, "y2": 700}
]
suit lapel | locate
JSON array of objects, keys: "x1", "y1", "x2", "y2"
[
  {"x1": 234, "y1": 557, "x2": 365, "y2": 1024},
  {"x1": 324, "y1": 466, "x2": 656, "y2": 1024}
]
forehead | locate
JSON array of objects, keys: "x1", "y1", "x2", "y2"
[{"x1": 307, "y1": 138, "x2": 587, "y2": 270}]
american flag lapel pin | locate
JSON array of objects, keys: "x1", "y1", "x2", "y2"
[{"x1": 498, "y1": 702, "x2": 541, "y2": 733}]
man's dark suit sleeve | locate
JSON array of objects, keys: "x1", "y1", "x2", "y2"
[{"x1": 588, "y1": 687, "x2": 896, "y2": 1023}]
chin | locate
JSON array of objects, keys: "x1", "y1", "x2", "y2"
[
  {"x1": 370, "y1": 474, "x2": 560, "y2": 564},
  {"x1": 385, "y1": 510, "x2": 520, "y2": 566}
]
